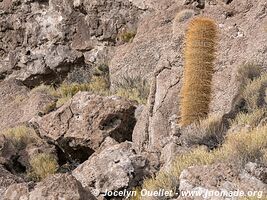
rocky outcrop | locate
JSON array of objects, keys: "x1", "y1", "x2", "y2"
[
  {"x1": 0, "y1": 135, "x2": 16, "y2": 167},
  {"x1": 109, "y1": 4, "x2": 184, "y2": 86},
  {"x1": 3, "y1": 174, "x2": 96, "y2": 200},
  {"x1": 72, "y1": 142, "x2": 149, "y2": 197},
  {"x1": 0, "y1": 0, "x2": 266, "y2": 199},
  {"x1": 3, "y1": 183, "x2": 29, "y2": 200},
  {"x1": 129, "y1": 0, "x2": 267, "y2": 159},
  {"x1": 178, "y1": 163, "x2": 267, "y2": 200},
  {"x1": 0, "y1": 128, "x2": 56, "y2": 176},
  {"x1": 0, "y1": 166, "x2": 24, "y2": 198},
  {"x1": 0, "y1": 0, "x2": 144, "y2": 87},
  {"x1": 0, "y1": 79, "x2": 56, "y2": 131},
  {"x1": 33, "y1": 92, "x2": 136, "y2": 162}
]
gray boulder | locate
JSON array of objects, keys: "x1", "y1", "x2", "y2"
[
  {"x1": 3, "y1": 174, "x2": 96, "y2": 200},
  {"x1": 72, "y1": 142, "x2": 149, "y2": 197},
  {"x1": 33, "y1": 92, "x2": 136, "y2": 162},
  {"x1": 0, "y1": 166, "x2": 23, "y2": 199}
]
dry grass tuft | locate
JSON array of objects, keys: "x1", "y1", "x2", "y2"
[
  {"x1": 0, "y1": 126, "x2": 39, "y2": 150},
  {"x1": 55, "y1": 78, "x2": 110, "y2": 107},
  {"x1": 143, "y1": 147, "x2": 214, "y2": 199},
  {"x1": 114, "y1": 75, "x2": 150, "y2": 105},
  {"x1": 130, "y1": 187, "x2": 142, "y2": 200},
  {"x1": 143, "y1": 125, "x2": 267, "y2": 196},
  {"x1": 43, "y1": 102, "x2": 57, "y2": 114},
  {"x1": 217, "y1": 126, "x2": 267, "y2": 167},
  {"x1": 30, "y1": 66, "x2": 151, "y2": 108},
  {"x1": 119, "y1": 31, "x2": 136, "y2": 43},
  {"x1": 241, "y1": 73, "x2": 267, "y2": 111},
  {"x1": 231, "y1": 108, "x2": 267, "y2": 132},
  {"x1": 181, "y1": 114, "x2": 225, "y2": 149},
  {"x1": 57, "y1": 76, "x2": 109, "y2": 97},
  {"x1": 28, "y1": 153, "x2": 58, "y2": 181},
  {"x1": 236, "y1": 63, "x2": 262, "y2": 86},
  {"x1": 30, "y1": 84, "x2": 57, "y2": 96}
]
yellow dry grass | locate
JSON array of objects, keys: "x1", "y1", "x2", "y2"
[
  {"x1": 28, "y1": 153, "x2": 58, "y2": 181},
  {"x1": 0, "y1": 125, "x2": 39, "y2": 150}
]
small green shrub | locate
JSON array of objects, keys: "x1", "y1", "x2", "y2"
[
  {"x1": 1, "y1": 126, "x2": 38, "y2": 150},
  {"x1": 114, "y1": 75, "x2": 150, "y2": 105},
  {"x1": 29, "y1": 153, "x2": 58, "y2": 181}
]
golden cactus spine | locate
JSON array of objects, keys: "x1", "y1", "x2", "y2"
[{"x1": 180, "y1": 17, "x2": 217, "y2": 126}]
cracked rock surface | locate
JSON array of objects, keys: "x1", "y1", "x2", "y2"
[
  {"x1": 125, "y1": 0, "x2": 267, "y2": 164},
  {"x1": 0, "y1": 79, "x2": 56, "y2": 130},
  {"x1": 0, "y1": 0, "x2": 143, "y2": 87},
  {"x1": 72, "y1": 142, "x2": 149, "y2": 196},
  {"x1": 33, "y1": 92, "x2": 137, "y2": 162}
]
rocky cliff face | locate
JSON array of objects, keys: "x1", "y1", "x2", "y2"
[
  {"x1": 0, "y1": 0, "x2": 143, "y2": 87},
  {"x1": 0, "y1": 0, "x2": 267, "y2": 199}
]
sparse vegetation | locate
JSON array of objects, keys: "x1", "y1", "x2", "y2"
[
  {"x1": 30, "y1": 84, "x2": 57, "y2": 96},
  {"x1": 131, "y1": 187, "x2": 142, "y2": 200},
  {"x1": 43, "y1": 102, "x2": 57, "y2": 114},
  {"x1": 57, "y1": 76, "x2": 109, "y2": 97},
  {"x1": 143, "y1": 147, "x2": 214, "y2": 199},
  {"x1": 241, "y1": 72, "x2": 267, "y2": 111},
  {"x1": 30, "y1": 64, "x2": 151, "y2": 110},
  {"x1": 217, "y1": 126, "x2": 267, "y2": 167},
  {"x1": 120, "y1": 31, "x2": 136, "y2": 43},
  {"x1": 57, "y1": 82, "x2": 92, "y2": 98},
  {"x1": 0, "y1": 126, "x2": 39, "y2": 150},
  {"x1": 55, "y1": 95, "x2": 72, "y2": 107},
  {"x1": 113, "y1": 75, "x2": 150, "y2": 104},
  {"x1": 236, "y1": 63, "x2": 262, "y2": 86},
  {"x1": 181, "y1": 114, "x2": 225, "y2": 149},
  {"x1": 31, "y1": 74, "x2": 110, "y2": 108},
  {"x1": 28, "y1": 153, "x2": 58, "y2": 181},
  {"x1": 231, "y1": 108, "x2": 267, "y2": 131},
  {"x1": 143, "y1": 124, "x2": 267, "y2": 196}
]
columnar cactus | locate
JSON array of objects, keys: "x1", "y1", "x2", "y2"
[{"x1": 180, "y1": 17, "x2": 217, "y2": 126}]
